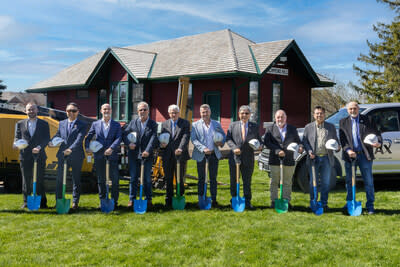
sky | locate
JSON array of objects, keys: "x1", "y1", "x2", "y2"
[{"x1": 0, "y1": 0, "x2": 396, "y2": 92}]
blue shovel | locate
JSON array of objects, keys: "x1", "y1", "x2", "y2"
[
  {"x1": 199, "y1": 154, "x2": 212, "y2": 210},
  {"x1": 100, "y1": 156, "x2": 114, "y2": 213},
  {"x1": 310, "y1": 159, "x2": 323, "y2": 216},
  {"x1": 347, "y1": 159, "x2": 362, "y2": 216},
  {"x1": 231, "y1": 155, "x2": 245, "y2": 212},
  {"x1": 134, "y1": 159, "x2": 147, "y2": 214},
  {"x1": 27, "y1": 154, "x2": 41, "y2": 211}
]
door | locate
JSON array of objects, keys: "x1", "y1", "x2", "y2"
[{"x1": 203, "y1": 91, "x2": 220, "y2": 121}]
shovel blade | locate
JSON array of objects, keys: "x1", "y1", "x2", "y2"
[
  {"x1": 56, "y1": 198, "x2": 71, "y2": 214},
  {"x1": 27, "y1": 195, "x2": 41, "y2": 211},
  {"x1": 100, "y1": 198, "x2": 115, "y2": 213},
  {"x1": 134, "y1": 199, "x2": 147, "y2": 214},
  {"x1": 173, "y1": 196, "x2": 186, "y2": 210},
  {"x1": 275, "y1": 198, "x2": 288, "y2": 214},
  {"x1": 198, "y1": 196, "x2": 212, "y2": 210},
  {"x1": 347, "y1": 200, "x2": 362, "y2": 216},
  {"x1": 232, "y1": 196, "x2": 245, "y2": 212},
  {"x1": 310, "y1": 200, "x2": 324, "y2": 216}
]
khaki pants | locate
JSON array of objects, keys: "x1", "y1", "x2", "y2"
[{"x1": 270, "y1": 165, "x2": 295, "y2": 202}]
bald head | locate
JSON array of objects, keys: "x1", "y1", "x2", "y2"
[{"x1": 275, "y1": 109, "x2": 287, "y2": 128}]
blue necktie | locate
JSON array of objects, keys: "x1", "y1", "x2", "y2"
[{"x1": 352, "y1": 118, "x2": 359, "y2": 150}]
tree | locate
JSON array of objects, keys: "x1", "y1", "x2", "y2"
[
  {"x1": 352, "y1": 0, "x2": 400, "y2": 103},
  {"x1": 0, "y1": 80, "x2": 6, "y2": 100}
]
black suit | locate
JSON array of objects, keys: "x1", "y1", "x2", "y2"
[
  {"x1": 226, "y1": 120, "x2": 261, "y2": 203},
  {"x1": 14, "y1": 118, "x2": 50, "y2": 205},
  {"x1": 160, "y1": 118, "x2": 190, "y2": 204}
]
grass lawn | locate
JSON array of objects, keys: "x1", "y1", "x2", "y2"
[{"x1": 1, "y1": 159, "x2": 400, "y2": 266}]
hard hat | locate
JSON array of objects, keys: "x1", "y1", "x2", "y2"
[
  {"x1": 364, "y1": 134, "x2": 378, "y2": 145},
  {"x1": 51, "y1": 137, "x2": 64, "y2": 147},
  {"x1": 127, "y1": 132, "x2": 137, "y2": 143},
  {"x1": 248, "y1": 139, "x2": 261, "y2": 150},
  {"x1": 287, "y1": 142, "x2": 299, "y2": 152},
  {"x1": 159, "y1": 133, "x2": 170, "y2": 145},
  {"x1": 89, "y1": 140, "x2": 103, "y2": 153},
  {"x1": 213, "y1": 132, "x2": 224, "y2": 143},
  {"x1": 14, "y1": 139, "x2": 28, "y2": 150},
  {"x1": 325, "y1": 139, "x2": 339, "y2": 150}
]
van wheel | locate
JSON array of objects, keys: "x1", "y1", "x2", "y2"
[{"x1": 295, "y1": 160, "x2": 337, "y2": 193}]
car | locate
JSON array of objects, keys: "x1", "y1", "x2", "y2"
[{"x1": 258, "y1": 103, "x2": 400, "y2": 193}]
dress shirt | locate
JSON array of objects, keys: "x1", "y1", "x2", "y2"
[
  {"x1": 27, "y1": 118, "x2": 37, "y2": 137},
  {"x1": 278, "y1": 124, "x2": 287, "y2": 142},
  {"x1": 102, "y1": 119, "x2": 111, "y2": 138},
  {"x1": 315, "y1": 122, "x2": 327, "y2": 156},
  {"x1": 201, "y1": 119, "x2": 215, "y2": 150}
]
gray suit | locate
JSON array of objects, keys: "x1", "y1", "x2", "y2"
[
  {"x1": 226, "y1": 120, "x2": 261, "y2": 203},
  {"x1": 14, "y1": 118, "x2": 50, "y2": 205}
]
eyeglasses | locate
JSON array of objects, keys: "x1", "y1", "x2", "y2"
[
  {"x1": 138, "y1": 109, "x2": 148, "y2": 112},
  {"x1": 66, "y1": 109, "x2": 78, "y2": 113},
  {"x1": 240, "y1": 112, "x2": 250, "y2": 115}
]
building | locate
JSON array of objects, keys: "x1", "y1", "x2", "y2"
[{"x1": 26, "y1": 29, "x2": 333, "y2": 131}]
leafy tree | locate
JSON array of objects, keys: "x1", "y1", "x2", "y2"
[
  {"x1": 352, "y1": 0, "x2": 400, "y2": 102},
  {"x1": 0, "y1": 80, "x2": 6, "y2": 100}
]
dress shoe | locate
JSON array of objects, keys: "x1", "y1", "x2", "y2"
[
  {"x1": 323, "y1": 205, "x2": 329, "y2": 212},
  {"x1": 21, "y1": 203, "x2": 27, "y2": 209},
  {"x1": 270, "y1": 201, "x2": 275, "y2": 209},
  {"x1": 147, "y1": 200, "x2": 153, "y2": 210},
  {"x1": 114, "y1": 203, "x2": 119, "y2": 210},
  {"x1": 245, "y1": 203, "x2": 255, "y2": 210},
  {"x1": 288, "y1": 203, "x2": 293, "y2": 210},
  {"x1": 212, "y1": 200, "x2": 218, "y2": 207},
  {"x1": 71, "y1": 203, "x2": 79, "y2": 210},
  {"x1": 127, "y1": 201, "x2": 133, "y2": 208},
  {"x1": 367, "y1": 208, "x2": 375, "y2": 215},
  {"x1": 40, "y1": 203, "x2": 48, "y2": 209}
]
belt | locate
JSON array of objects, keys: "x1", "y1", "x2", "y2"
[
  {"x1": 355, "y1": 151, "x2": 363, "y2": 154},
  {"x1": 316, "y1": 154, "x2": 327, "y2": 157}
]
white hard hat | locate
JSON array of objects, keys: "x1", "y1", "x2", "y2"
[
  {"x1": 287, "y1": 142, "x2": 299, "y2": 152},
  {"x1": 248, "y1": 139, "x2": 261, "y2": 150},
  {"x1": 127, "y1": 132, "x2": 137, "y2": 143},
  {"x1": 14, "y1": 139, "x2": 28, "y2": 150},
  {"x1": 325, "y1": 139, "x2": 339, "y2": 150},
  {"x1": 51, "y1": 137, "x2": 64, "y2": 147},
  {"x1": 89, "y1": 140, "x2": 103, "y2": 153},
  {"x1": 364, "y1": 134, "x2": 378, "y2": 145},
  {"x1": 159, "y1": 133, "x2": 170, "y2": 145},
  {"x1": 213, "y1": 132, "x2": 224, "y2": 143}
]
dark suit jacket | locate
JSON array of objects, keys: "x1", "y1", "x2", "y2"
[
  {"x1": 123, "y1": 118, "x2": 158, "y2": 160},
  {"x1": 14, "y1": 118, "x2": 50, "y2": 161},
  {"x1": 85, "y1": 119, "x2": 122, "y2": 161},
  {"x1": 263, "y1": 123, "x2": 301, "y2": 166},
  {"x1": 226, "y1": 121, "x2": 261, "y2": 166},
  {"x1": 303, "y1": 121, "x2": 339, "y2": 166},
  {"x1": 339, "y1": 114, "x2": 381, "y2": 162},
  {"x1": 52, "y1": 119, "x2": 88, "y2": 160},
  {"x1": 160, "y1": 118, "x2": 190, "y2": 161}
]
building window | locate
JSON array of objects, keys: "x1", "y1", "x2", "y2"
[
  {"x1": 272, "y1": 81, "x2": 282, "y2": 120},
  {"x1": 131, "y1": 83, "x2": 144, "y2": 119},
  {"x1": 76, "y1": 89, "x2": 89, "y2": 99},
  {"x1": 249, "y1": 81, "x2": 259, "y2": 123},
  {"x1": 110, "y1": 82, "x2": 128, "y2": 121},
  {"x1": 203, "y1": 91, "x2": 220, "y2": 121}
]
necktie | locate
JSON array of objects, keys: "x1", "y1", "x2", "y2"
[
  {"x1": 352, "y1": 118, "x2": 359, "y2": 149},
  {"x1": 172, "y1": 121, "x2": 176, "y2": 136},
  {"x1": 241, "y1": 123, "x2": 246, "y2": 141},
  {"x1": 68, "y1": 122, "x2": 73, "y2": 136}
]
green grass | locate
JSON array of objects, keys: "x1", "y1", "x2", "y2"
[{"x1": 1, "y1": 160, "x2": 400, "y2": 266}]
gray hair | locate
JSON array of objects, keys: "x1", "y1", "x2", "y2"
[
  {"x1": 346, "y1": 101, "x2": 359, "y2": 109},
  {"x1": 137, "y1": 101, "x2": 149, "y2": 110},
  {"x1": 239, "y1": 105, "x2": 251, "y2": 113},
  {"x1": 168, "y1": 104, "x2": 180, "y2": 113},
  {"x1": 274, "y1": 109, "x2": 287, "y2": 117},
  {"x1": 200, "y1": 104, "x2": 210, "y2": 111}
]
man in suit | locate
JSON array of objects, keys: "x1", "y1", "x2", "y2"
[
  {"x1": 123, "y1": 101, "x2": 158, "y2": 209},
  {"x1": 160, "y1": 104, "x2": 190, "y2": 208},
  {"x1": 85, "y1": 104, "x2": 122, "y2": 209},
  {"x1": 50, "y1": 102, "x2": 87, "y2": 210},
  {"x1": 226, "y1": 105, "x2": 261, "y2": 210},
  {"x1": 303, "y1": 106, "x2": 340, "y2": 211},
  {"x1": 14, "y1": 103, "x2": 50, "y2": 209},
  {"x1": 339, "y1": 101, "x2": 381, "y2": 214},
  {"x1": 191, "y1": 104, "x2": 226, "y2": 207},
  {"x1": 264, "y1": 109, "x2": 303, "y2": 209}
]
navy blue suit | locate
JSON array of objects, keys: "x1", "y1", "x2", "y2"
[
  {"x1": 52, "y1": 119, "x2": 87, "y2": 204},
  {"x1": 123, "y1": 118, "x2": 158, "y2": 201},
  {"x1": 85, "y1": 119, "x2": 122, "y2": 204}
]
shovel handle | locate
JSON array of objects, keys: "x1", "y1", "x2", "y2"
[
  {"x1": 205, "y1": 155, "x2": 209, "y2": 184},
  {"x1": 236, "y1": 162, "x2": 240, "y2": 184},
  {"x1": 279, "y1": 157, "x2": 284, "y2": 186},
  {"x1": 311, "y1": 159, "x2": 317, "y2": 187},
  {"x1": 140, "y1": 159, "x2": 145, "y2": 186},
  {"x1": 351, "y1": 159, "x2": 356, "y2": 187}
]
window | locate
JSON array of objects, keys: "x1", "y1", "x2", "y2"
[
  {"x1": 271, "y1": 82, "x2": 282, "y2": 120},
  {"x1": 369, "y1": 109, "x2": 400, "y2": 132},
  {"x1": 249, "y1": 81, "x2": 259, "y2": 123},
  {"x1": 110, "y1": 82, "x2": 128, "y2": 121},
  {"x1": 76, "y1": 89, "x2": 89, "y2": 99},
  {"x1": 131, "y1": 83, "x2": 144, "y2": 119},
  {"x1": 203, "y1": 91, "x2": 220, "y2": 121}
]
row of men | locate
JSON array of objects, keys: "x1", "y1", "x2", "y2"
[{"x1": 14, "y1": 100, "x2": 381, "y2": 213}]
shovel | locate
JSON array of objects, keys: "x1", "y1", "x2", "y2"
[
  {"x1": 134, "y1": 159, "x2": 147, "y2": 214},
  {"x1": 231, "y1": 155, "x2": 245, "y2": 212},
  {"x1": 173, "y1": 155, "x2": 186, "y2": 210},
  {"x1": 310, "y1": 159, "x2": 323, "y2": 216},
  {"x1": 199, "y1": 154, "x2": 212, "y2": 210},
  {"x1": 347, "y1": 159, "x2": 362, "y2": 216},
  {"x1": 101, "y1": 156, "x2": 115, "y2": 213},
  {"x1": 56, "y1": 155, "x2": 71, "y2": 214},
  {"x1": 27, "y1": 154, "x2": 41, "y2": 211},
  {"x1": 275, "y1": 157, "x2": 288, "y2": 213}
]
